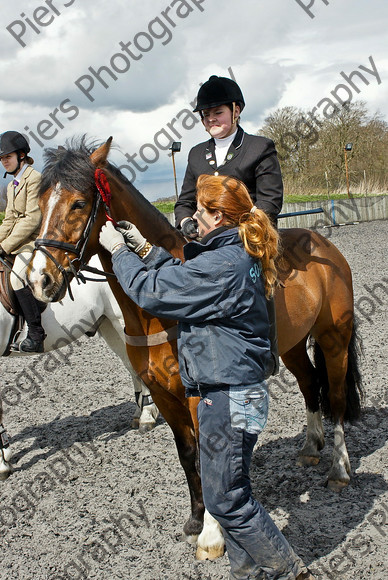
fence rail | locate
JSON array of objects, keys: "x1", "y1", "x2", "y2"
[{"x1": 165, "y1": 195, "x2": 388, "y2": 229}]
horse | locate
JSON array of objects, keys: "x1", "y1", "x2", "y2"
[
  {"x1": 0, "y1": 254, "x2": 159, "y2": 481},
  {"x1": 26, "y1": 137, "x2": 363, "y2": 561}
]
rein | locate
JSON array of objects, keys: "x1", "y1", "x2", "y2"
[{"x1": 34, "y1": 168, "x2": 115, "y2": 300}]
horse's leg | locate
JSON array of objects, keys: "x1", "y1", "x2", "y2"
[
  {"x1": 149, "y1": 386, "x2": 225, "y2": 559},
  {"x1": 185, "y1": 397, "x2": 225, "y2": 560},
  {"x1": 281, "y1": 336, "x2": 325, "y2": 466},
  {"x1": 0, "y1": 402, "x2": 13, "y2": 481},
  {"x1": 314, "y1": 330, "x2": 352, "y2": 491},
  {"x1": 148, "y1": 386, "x2": 204, "y2": 533},
  {"x1": 131, "y1": 374, "x2": 159, "y2": 433},
  {"x1": 97, "y1": 317, "x2": 159, "y2": 431},
  {"x1": 196, "y1": 509, "x2": 225, "y2": 560}
]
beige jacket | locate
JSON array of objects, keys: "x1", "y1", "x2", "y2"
[{"x1": 0, "y1": 166, "x2": 42, "y2": 254}]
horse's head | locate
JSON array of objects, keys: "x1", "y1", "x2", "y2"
[{"x1": 28, "y1": 137, "x2": 113, "y2": 302}]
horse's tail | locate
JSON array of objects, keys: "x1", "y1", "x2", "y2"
[{"x1": 312, "y1": 323, "x2": 364, "y2": 423}]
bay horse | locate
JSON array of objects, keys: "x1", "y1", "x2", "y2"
[
  {"x1": 27, "y1": 137, "x2": 363, "y2": 560},
  {"x1": 0, "y1": 254, "x2": 158, "y2": 481}
]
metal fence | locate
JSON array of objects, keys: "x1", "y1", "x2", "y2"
[{"x1": 165, "y1": 195, "x2": 388, "y2": 229}]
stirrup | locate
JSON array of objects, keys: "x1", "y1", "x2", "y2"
[
  {"x1": 0, "y1": 425, "x2": 10, "y2": 449},
  {"x1": 10, "y1": 335, "x2": 44, "y2": 353}
]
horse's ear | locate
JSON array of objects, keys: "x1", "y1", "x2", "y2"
[{"x1": 90, "y1": 137, "x2": 113, "y2": 167}]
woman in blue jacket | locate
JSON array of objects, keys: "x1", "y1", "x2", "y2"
[{"x1": 99, "y1": 175, "x2": 314, "y2": 580}]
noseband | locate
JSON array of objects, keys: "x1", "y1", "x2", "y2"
[{"x1": 34, "y1": 169, "x2": 116, "y2": 300}]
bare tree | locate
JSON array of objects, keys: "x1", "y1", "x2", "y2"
[{"x1": 258, "y1": 101, "x2": 388, "y2": 195}]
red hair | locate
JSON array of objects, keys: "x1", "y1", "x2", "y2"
[{"x1": 196, "y1": 175, "x2": 279, "y2": 297}]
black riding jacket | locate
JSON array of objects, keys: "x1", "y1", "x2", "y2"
[{"x1": 174, "y1": 126, "x2": 283, "y2": 226}]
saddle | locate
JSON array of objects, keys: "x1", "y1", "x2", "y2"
[
  {"x1": 0, "y1": 256, "x2": 18, "y2": 315},
  {"x1": 0, "y1": 257, "x2": 24, "y2": 356}
]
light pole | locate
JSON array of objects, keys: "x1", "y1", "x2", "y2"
[
  {"x1": 169, "y1": 141, "x2": 181, "y2": 201},
  {"x1": 344, "y1": 142, "x2": 353, "y2": 198}
]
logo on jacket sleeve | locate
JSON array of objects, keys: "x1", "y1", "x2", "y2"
[{"x1": 249, "y1": 262, "x2": 262, "y2": 283}]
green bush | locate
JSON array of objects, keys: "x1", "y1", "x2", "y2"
[{"x1": 153, "y1": 201, "x2": 175, "y2": 213}]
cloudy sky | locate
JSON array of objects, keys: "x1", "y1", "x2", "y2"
[{"x1": 1, "y1": 0, "x2": 387, "y2": 201}]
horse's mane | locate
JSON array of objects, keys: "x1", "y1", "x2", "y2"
[
  {"x1": 40, "y1": 136, "x2": 185, "y2": 251},
  {"x1": 39, "y1": 136, "x2": 97, "y2": 197}
]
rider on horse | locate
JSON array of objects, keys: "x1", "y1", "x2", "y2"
[
  {"x1": 0, "y1": 131, "x2": 45, "y2": 352},
  {"x1": 174, "y1": 75, "x2": 283, "y2": 375}
]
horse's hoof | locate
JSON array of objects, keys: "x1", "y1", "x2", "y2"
[
  {"x1": 196, "y1": 510, "x2": 225, "y2": 561},
  {"x1": 0, "y1": 464, "x2": 13, "y2": 481},
  {"x1": 196, "y1": 545, "x2": 224, "y2": 561},
  {"x1": 138, "y1": 422, "x2": 156, "y2": 434},
  {"x1": 183, "y1": 517, "x2": 203, "y2": 538},
  {"x1": 297, "y1": 455, "x2": 320, "y2": 466},
  {"x1": 130, "y1": 417, "x2": 140, "y2": 429},
  {"x1": 2, "y1": 446, "x2": 12, "y2": 463},
  {"x1": 185, "y1": 534, "x2": 198, "y2": 545},
  {"x1": 326, "y1": 479, "x2": 349, "y2": 492}
]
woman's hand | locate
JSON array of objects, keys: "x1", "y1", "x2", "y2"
[
  {"x1": 116, "y1": 220, "x2": 148, "y2": 253},
  {"x1": 181, "y1": 217, "x2": 199, "y2": 239},
  {"x1": 99, "y1": 221, "x2": 126, "y2": 254}
]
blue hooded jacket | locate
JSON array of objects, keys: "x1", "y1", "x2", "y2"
[{"x1": 112, "y1": 228, "x2": 271, "y2": 395}]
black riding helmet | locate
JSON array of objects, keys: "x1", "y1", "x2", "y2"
[
  {"x1": 0, "y1": 131, "x2": 31, "y2": 177},
  {"x1": 0, "y1": 131, "x2": 30, "y2": 158},
  {"x1": 193, "y1": 75, "x2": 245, "y2": 113}
]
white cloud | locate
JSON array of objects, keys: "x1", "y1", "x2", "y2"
[{"x1": 1, "y1": 0, "x2": 387, "y2": 200}]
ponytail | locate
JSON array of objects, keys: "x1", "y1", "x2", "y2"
[{"x1": 238, "y1": 207, "x2": 279, "y2": 298}]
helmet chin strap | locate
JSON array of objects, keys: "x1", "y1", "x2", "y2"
[
  {"x1": 232, "y1": 102, "x2": 240, "y2": 125},
  {"x1": 3, "y1": 152, "x2": 24, "y2": 178}
]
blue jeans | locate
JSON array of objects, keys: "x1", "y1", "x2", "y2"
[{"x1": 197, "y1": 385, "x2": 305, "y2": 580}]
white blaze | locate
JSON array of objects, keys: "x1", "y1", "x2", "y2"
[{"x1": 29, "y1": 183, "x2": 63, "y2": 284}]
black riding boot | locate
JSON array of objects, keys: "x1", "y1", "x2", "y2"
[
  {"x1": 13, "y1": 287, "x2": 46, "y2": 353},
  {"x1": 266, "y1": 295, "x2": 279, "y2": 377}
]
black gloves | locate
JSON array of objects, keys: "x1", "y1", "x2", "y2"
[{"x1": 181, "y1": 218, "x2": 199, "y2": 239}]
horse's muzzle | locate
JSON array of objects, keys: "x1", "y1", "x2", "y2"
[{"x1": 28, "y1": 270, "x2": 68, "y2": 303}]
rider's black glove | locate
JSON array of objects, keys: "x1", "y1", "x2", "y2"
[{"x1": 181, "y1": 218, "x2": 199, "y2": 239}]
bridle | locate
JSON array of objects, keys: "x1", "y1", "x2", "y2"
[{"x1": 33, "y1": 168, "x2": 116, "y2": 301}]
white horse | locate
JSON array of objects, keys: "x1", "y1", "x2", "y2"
[{"x1": 0, "y1": 255, "x2": 158, "y2": 480}]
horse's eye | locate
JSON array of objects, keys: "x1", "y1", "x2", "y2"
[{"x1": 71, "y1": 200, "x2": 87, "y2": 210}]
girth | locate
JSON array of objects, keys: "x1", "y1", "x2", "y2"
[{"x1": 124, "y1": 324, "x2": 178, "y2": 347}]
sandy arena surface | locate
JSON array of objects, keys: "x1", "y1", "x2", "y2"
[{"x1": 0, "y1": 220, "x2": 387, "y2": 579}]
